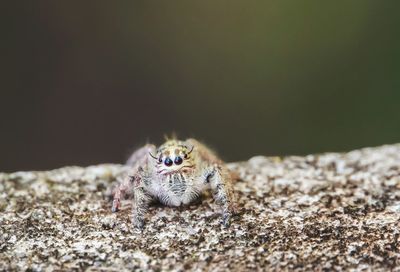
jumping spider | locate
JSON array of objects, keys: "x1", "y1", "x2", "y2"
[{"x1": 112, "y1": 138, "x2": 236, "y2": 229}]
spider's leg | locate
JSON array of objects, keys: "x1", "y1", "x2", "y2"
[
  {"x1": 112, "y1": 175, "x2": 133, "y2": 213},
  {"x1": 205, "y1": 164, "x2": 236, "y2": 227},
  {"x1": 185, "y1": 138, "x2": 236, "y2": 226},
  {"x1": 131, "y1": 170, "x2": 153, "y2": 229},
  {"x1": 113, "y1": 143, "x2": 156, "y2": 213}
]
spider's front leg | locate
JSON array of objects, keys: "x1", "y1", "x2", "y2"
[
  {"x1": 112, "y1": 144, "x2": 156, "y2": 213},
  {"x1": 131, "y1": 168, "x2": 154, "y2": 229},
  {"x1": 205, "y1": 164, "x2": 236, "y2": 227}
]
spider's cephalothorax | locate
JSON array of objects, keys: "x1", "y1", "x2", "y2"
[
  {"x1": 150, "y1": 140, "x2": 196, "y2": 176},
  {"x1": 112, "y1": 138, "x2": 236, "y2": 229}
]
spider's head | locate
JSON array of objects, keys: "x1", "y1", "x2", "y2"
[{"x1": 150, "y1": 140, "x2": 195, "y2": 175}]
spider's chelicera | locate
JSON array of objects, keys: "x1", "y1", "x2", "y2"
[{"x1": 112, "y1": 138, "x2": 236, "y2": 229}]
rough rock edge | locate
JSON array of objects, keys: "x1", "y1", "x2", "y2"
[{"x1": 1, "y1": 144, "x2": 400, "y2": 271}]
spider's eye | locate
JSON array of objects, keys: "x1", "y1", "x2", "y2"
[
  {"x1": 158, "y1": 157, "x2": 162, "y2": 163},
  {"x1": 174, "y1": 156, "x2": 183, "y2": 165},
  {"x1": 184, "y1": 153, "x2": 188, "y2": 159},
  {"x1": 164, "y1": 157, "x2": 173, "y2": 167}
]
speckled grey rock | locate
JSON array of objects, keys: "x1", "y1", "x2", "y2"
[{"x1": 1, "y1": 145, "x2": 400, "y2": 271}]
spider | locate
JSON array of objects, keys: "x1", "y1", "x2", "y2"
[{"x1": 112, "y1": 138, "x2": 236, "y2": 229}]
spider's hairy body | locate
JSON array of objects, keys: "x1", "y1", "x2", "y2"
[{"x1": 112, "y1": 138, "x2": 236, "y2": 229}]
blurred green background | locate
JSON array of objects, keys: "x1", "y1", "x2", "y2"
[{"x1": 2, "y1": 1, "x2": 400, "y2": 171}]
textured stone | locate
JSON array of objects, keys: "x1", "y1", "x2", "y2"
[{"x1": 1, "y1": 145, "x2": 400, "y2": 271}]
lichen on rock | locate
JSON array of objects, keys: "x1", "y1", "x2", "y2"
[{"x1": 1, "y1": 145, "x2": 400, "y2": 271}]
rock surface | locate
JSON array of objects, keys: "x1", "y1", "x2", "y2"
[{"x1": 1, "y1": 145, "x2": 400, "y2": 271}]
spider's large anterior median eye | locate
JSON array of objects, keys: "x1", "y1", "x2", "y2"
[
  {"x1": 174, "y1": 156, "x2": 183, "y2": 165},
  {"x1": 164, "y1": 157, "x2": 173, "y2": 167}
]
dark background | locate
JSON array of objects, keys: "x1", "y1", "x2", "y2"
[{"x1": 2, "y1": 1, "x2": 400, "y2": 172}]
